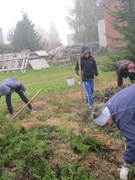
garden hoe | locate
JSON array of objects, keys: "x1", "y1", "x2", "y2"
[
  {"x1": 12, "y1": 89, "x2": 42, "y2": 119},
  {"x1": 77, "y1": 53, "x2": 84, "y2": 101}
]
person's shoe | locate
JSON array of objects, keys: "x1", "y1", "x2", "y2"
[
  {"x1": 89, "y1": 105, "x2": 94, "y2": 109},
  {"x1": 8, "y1": 114, "x2": 13, "y2": 119},
  {"x1": 30, "y1": 109, "x2": 35, "y2": 114}
]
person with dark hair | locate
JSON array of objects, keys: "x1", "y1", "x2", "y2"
[
  {"x1": 91, "y1": 83, "x2": 135, "y2": 180},
  {"x1": 115, "y1": 59, "x2": 135, "y2": 87},
  {"x1": 75, "y1": 45, "x2": 98, "y2": 108},
  {"x1": 0, "y1": 78, "x2": 34, "y2": 118}
]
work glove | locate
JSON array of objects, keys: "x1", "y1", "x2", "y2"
[
  {"x1": 22, "y1": 91, "x2": 28, "y2": 97},
  {"x1": 120, "y1": 164, "x2": 130, "y2": 180}
]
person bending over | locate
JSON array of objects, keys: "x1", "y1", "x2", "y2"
[
  {"x1": 0, "y1": 78, "x2": 34, "y2": 118},
  {"x1": 91, "y1": 83, "x2": 135, "y2": 180},
  {"x1": 115, "y1": 59, "x2": 135, "y2": 87}
]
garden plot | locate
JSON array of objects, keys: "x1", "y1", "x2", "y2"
[{"x1": 0, "y1": 80, "x2": 135, "y2": 179}]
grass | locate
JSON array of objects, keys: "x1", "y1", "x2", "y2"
[
  {"x1": 0, "y1": 55, "x2": 124, "y2": 179},
  {"x1": 0, "y1": 55, "x2": 116, "y2": 102},
  {"x1": 0, "y1": 55, "x2": 117, "y2": 120}
]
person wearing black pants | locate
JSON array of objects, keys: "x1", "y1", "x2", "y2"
[
  {"x1": 115, "y1": 59, "x2": 135, "y2": 87},
  {"x1": 0, "y1": 78, "x2": 34, "y2": 118}
]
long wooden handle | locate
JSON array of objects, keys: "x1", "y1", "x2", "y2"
[
  {"x1": 12, "y1": 89, "x2": 42, "y2": 119},
  {"x1": 77, "y1": 54, "x2": 84, "y2": 100}
]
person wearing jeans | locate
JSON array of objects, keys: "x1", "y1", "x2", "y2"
[
  {"x1": 83, "y1": 80, "x2": 94, "y2": 107},
  {"x1": 75, "y1": 45, "x2": 98, "y2": 108},
  {"x1": 0, "y1": 78, "x2": 35, "y2": 118}
]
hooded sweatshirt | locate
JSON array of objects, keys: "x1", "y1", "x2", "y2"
[
  {"x1": 75, "y1": 45, "x2": 98, "y2": 81},
  {"x1": 0, "y1": 78, "x2": 26, "y2": 96},
  {"x1": 106, "y1": 83, "x2": 135, "y2": 165}
]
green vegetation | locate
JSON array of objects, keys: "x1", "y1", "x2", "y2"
[
  {"x1": 0, "y1": 57, "x2": 129, "y2": 179},
  {"x1": 71, "y1": 135, "x2": 107, "y2": 157},
  {"x1": 106, "y1": 0, "x2": 135, "y2": 61},
  {"x1": 66, "y1": 0, "x2": 103, "y2": 43},
  {"x1": 60, "y1": 162, "x2": 96, "y2": 180},
  {"x1": 0, "y1": 55, "x2": 115, "y2": 99}
]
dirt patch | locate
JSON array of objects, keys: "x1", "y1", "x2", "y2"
[{"x1": 13, "y1": 82, "x2": 128, "y2": 179}]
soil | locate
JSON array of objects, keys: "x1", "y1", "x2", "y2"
[{"x1": 12, "y1": 81, "x2": 132, "y2": 179}]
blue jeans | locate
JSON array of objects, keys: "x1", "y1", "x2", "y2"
[{"x1": 83, "y1": 80, "x2": 94, "y2": 107}]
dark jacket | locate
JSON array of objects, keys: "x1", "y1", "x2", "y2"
[
  {"x1": 75, "y1": 55, "x2": 98, "y2": 82},
  {"x1": 106, "y1": 83, "x2": 135, "y2": 165},
  {"x1": 0, "y1": 78, "x2": 26, "y2": 96},
  {"x1": 115, "y1": 60, "x2": 135, "y2": 87}
]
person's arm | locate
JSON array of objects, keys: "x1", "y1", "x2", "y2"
[
  {"x1": 119, "y1": 129, "x2": 135, "y2": 179},
  {"x1": 124, "y1": 138, "x2": 135, "y2": 165},
  {"x1": 17, "y1": 82, "x2": 26, "y2": 92},
  {"x1": 117, "y1": 75, "x2": 123, "y2": 87},
  {"x1": 75, "y1": 60, "x2": 82, "y2": 75},
  {"x1": 128, "y1": 73, "x2": 135, "y2": 84},
  {"x1": 117, "y1": 68, "x2": 123, "y2": 87},
  {"x1": 92, "y1": 57, "x2": 98, "y2": 76},
  {"x1": 119, "y1": 140, "x2": 134, "y2": 180}
]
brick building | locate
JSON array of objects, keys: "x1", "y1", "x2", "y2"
[{"x1": 103, "y1": 0, "x2": 124, "y2": 52}]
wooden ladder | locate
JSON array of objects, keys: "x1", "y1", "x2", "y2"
[{"x1": 0, "y1": 53, "x2": 29, "y2": 73}]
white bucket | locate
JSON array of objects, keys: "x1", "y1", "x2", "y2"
[{"x1": 66, "y1": 76, "x2": 75, "y2": 86}]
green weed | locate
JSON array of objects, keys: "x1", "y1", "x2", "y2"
[
  {"x1": 71, "y1": 135, "x2": 107, "y2": 157},
  {"x1": 84, "y1": 136, "x2": 107, "y2": 156},
  {"x1": 48, "y1": 99, "x2": 59, "y2": 106},
  {"x1": 29, "y1": 158, "x2": 57, "y2": 179},
  {"x1": 129, "y1": 166, "x2": 135, "y2": 180},
  {"x1": 60, "y1": 161, "x2": 96, "y2": 180},
  {"x1": 71, "y1": 135, "x2": 90, "y2": 157},
  {"x1": 0, "y1": 171, "x2": 15, "y2": 180},
  {"x1": 57, "y1": 127, "x2": 70, "y2": 142},
  {"x1": 100, "y1": 125, "x2": 122, "y2": 140},
  {"x1": 0, "y1": 123, "x2": 51, "y2": 178}
]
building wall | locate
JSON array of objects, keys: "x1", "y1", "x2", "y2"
[
  {"x1": 103, "y1": 0, "x2": 124, "y2": 52},
  {"x1": 0, "y1": 28, "x2": 4, "y2": 44},
  {"x1": 97, "y1": 19, "x2": 107, "y2": 47},
  {"x1": 67, "y1": 33, "x2": 75, "y2": 45}
]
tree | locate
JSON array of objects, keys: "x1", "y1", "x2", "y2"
[
  {"x1": 0, "y1": 43, "x2": 13, "y2": 54},
  {"x1": 9, "y1": 12, "x2": 42, "y2": 52},
  {"x1": 48, "y1": 22, "x2": 61, "y2": 46},
  {"x1": 66, "y1": 0, "x2": 103, "y2": 43},
  {"x1": 37, "y1": 26, "x2": 49, "y2": 50},
  {"x1": 6, "y1": 28, "x2": 14, "y2": 44},
  {"x1": 106, "y1": 0, "x2": 135, "y2": 60}
]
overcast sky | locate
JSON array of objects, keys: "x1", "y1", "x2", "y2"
[{"x1": 0, "y1": 0, "x2": 73, "y2": 44}]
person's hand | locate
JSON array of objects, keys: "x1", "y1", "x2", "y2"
[
  {"x1": 10, "y1": 90, "x2": 13, "y2": 94},
  {"x1": 95, "y1": 76, "x2": 98, "y2": 80},
  {"x1": 120, "y1": 164, "x2": 130, "y2": 180},
  {"x1": 78, "y1": 71, "x2": 82, "y2": 75},
  {"x1": 131, "y1": 80, "x2": 135, "y2": 84}
]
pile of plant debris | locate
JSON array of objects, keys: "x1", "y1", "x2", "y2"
[{"x1": 94, "y1": 85, "x2": 128, "y2": 103}]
